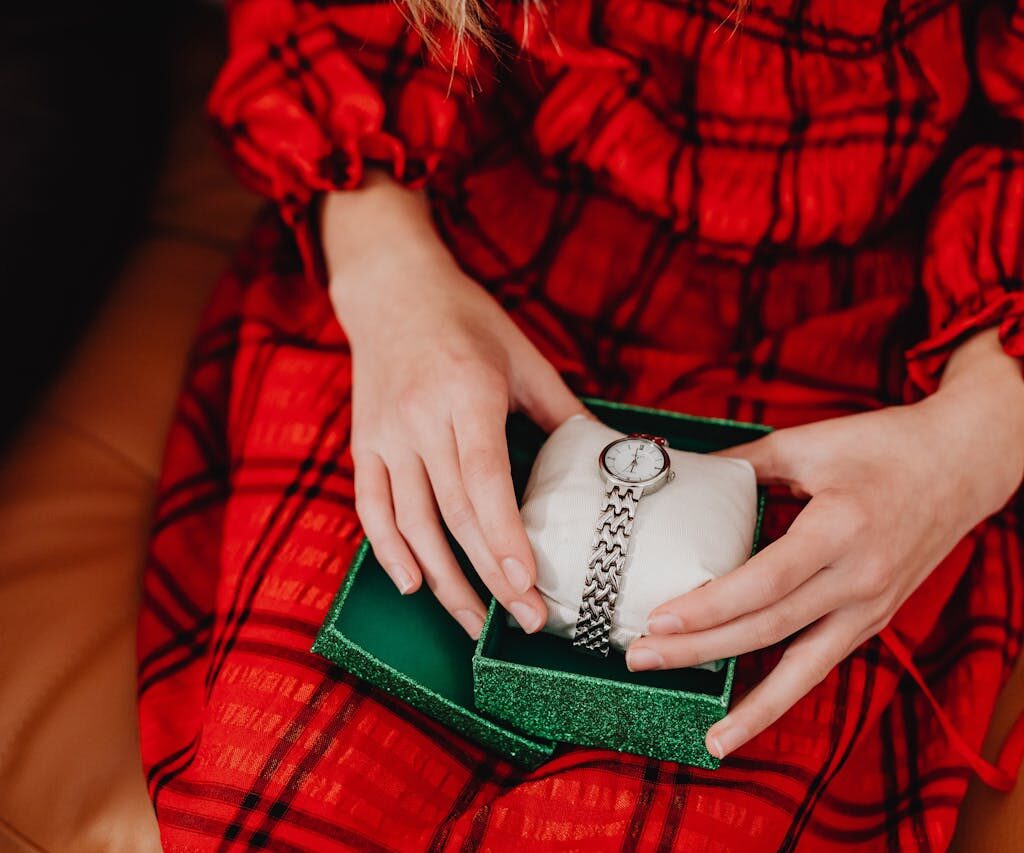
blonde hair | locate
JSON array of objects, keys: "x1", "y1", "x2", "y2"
[
  {"x1": 406, "y1": 0, "x2": 496, "y2": 55},
  {"x1": 404, "y1": 0, "x2": 748, "y2": 56}
]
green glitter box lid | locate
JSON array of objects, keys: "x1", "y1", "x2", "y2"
[
  {"x1": 313, "y1": 397, "x2": 768, "y2": 770},
  {"x1": 473, "y1": 399, "x2": 770, "y2": 771}
]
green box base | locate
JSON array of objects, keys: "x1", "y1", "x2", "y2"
[{"x1": 472, "y1": 399, "x2": 770, "y2": 770}]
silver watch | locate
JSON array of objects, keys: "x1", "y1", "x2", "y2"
[{"x1": 573, "y1": 433, "x2": 674, "y2": 657}]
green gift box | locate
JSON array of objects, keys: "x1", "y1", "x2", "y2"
[{"x1": 313, "y1": 397, "x2": 768, "y2": 770}]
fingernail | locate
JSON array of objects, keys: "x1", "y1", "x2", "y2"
[
  {"x1": 647, "y1": 613, "x2": 683, "y2": 634},
  {"x1": 626, "y1": 647, "x2": 664, "y2": 672},
  {"x1": 389, "y1": 564, "x2": 416, "y2": 595},
  {"x1": 508, "y1": 600, "x2": 544, "y2": 633},
  {"x1": 454, "y1": 609, "x2": 484, "y2": 640},
  {"x1": 707, "y1": 724, "x2": 741, "y2": 759},
  {"x1": 501, "y1": 557, "x2": 532, "y2": 595}
]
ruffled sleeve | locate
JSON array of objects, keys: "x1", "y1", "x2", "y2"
[
  {"x1": 207, "y1": 0, "x2": 498, "y2": 279},
  {"x1": 905, "y1": 2, "x2": 1024, "y2": 395}
]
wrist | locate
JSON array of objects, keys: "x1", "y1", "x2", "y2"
[
  {"x1": 939, "y1": 327, "x2": 1023, "y2": 391},
  {"x1": 920, "y1": 333, "x2": 1024, "y2": 516},
  {"x1": 324, "y1": 200, "x2": 451, "y2": 275},
  {"x1": 321, "y1": 168, "x2": 449, "y2": 271},
  {"x1": 321, "y1": 172, "x2": 461, "y2": 336},
  {"x1": 934, "y1": 329, "x2": 1024, "y2": 437},
  {"x1": 328, "y1": 237, "x2": 455, "y2": 306}
]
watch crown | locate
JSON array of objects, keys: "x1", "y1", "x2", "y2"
[{"x1": 627, "y1": 432, "x2": 667, "y2": 445}]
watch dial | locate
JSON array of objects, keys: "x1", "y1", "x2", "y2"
[{"x1": 602, "y1": 438, "x2": 667, "y2": 484}]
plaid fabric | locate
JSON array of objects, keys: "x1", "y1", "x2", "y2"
[{"x1": 139, "y1": 0, "x2": 1024, "y2": 849}]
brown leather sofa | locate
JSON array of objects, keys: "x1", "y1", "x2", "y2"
[
  {"x1": 0, "y1": 7, "x2": 1019, "y2": 852},
  {"x1": 0, "y1": 12, "x2": 259, "y2": 851}
]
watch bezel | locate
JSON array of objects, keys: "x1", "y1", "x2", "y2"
[{"x1": 598, "y1": 434, "x2": 673, "y2": 492}]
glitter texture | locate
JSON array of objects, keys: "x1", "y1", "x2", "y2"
[
  {"x1": 313, "y1": 397, "x2": 770, "y2": 769},
  {"x1": 473, "y1": 601, "x2": 735, "y2": 769}
]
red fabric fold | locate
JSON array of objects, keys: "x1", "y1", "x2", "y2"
[
  {"x1": 207, "y1": 0, "x2": 495, "y2": 283},
  {"x1": 881, "y1": 627, "x2": 1024, "y2": 792},
  {"x1": 906, "y1": 147, "x2": 1024, "y2": 396},
  {"x1": 902, "y1": 0, "x2": 1024, "y2": 392}
]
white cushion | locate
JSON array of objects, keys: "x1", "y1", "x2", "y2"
[{"x1": 512, "y1": 414, "x2": 758, "y2": 656}]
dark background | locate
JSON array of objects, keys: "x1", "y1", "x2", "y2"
[{"x1": 0, "y1": 2, "x2": 177, "y2": 447}]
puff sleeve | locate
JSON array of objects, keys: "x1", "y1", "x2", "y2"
[
  {"x1": 905, "y1": 2, "x2": 1024, "y2": 395},
  {"x1": 207, "y1": 0, "x2": 498, "y2": 276}
]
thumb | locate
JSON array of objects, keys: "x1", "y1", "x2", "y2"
[
  {"x1": 714, "y1": 431, "x2": 793, "y2": 484},
  {"x1": 514, "y1": 356, "x2": 591, "y2": 434}
]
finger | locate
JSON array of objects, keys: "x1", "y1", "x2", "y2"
[
  {"x1": 713, "y1": 431, "x2": 794, "y2": 484},
  {"x1": 514, "y1": 349, "x2": 589, "y2": 433},
  {"x1": 453, "y1": 401, "x2": 537, "y2": 596},
  {"x1": 627, "y1": 568, "x2": 843, "y2": 671},
  {"x1": 647, "y1": 501, "x2": 841, "y2": 634},
  {"x1": 704, "y1": 609, "x2": 861, "y2": 758},
  {"x1": 389, "y1": 453, "x2": 489, "y2": 639},
  {"x1": 418, "y1": 427, "x2": 549, "y2": 634},
  {"x1": 353, "y1": 451, "x2": 423, "y2": 595}
]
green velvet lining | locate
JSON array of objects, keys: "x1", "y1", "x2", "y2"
[{"x1": 312, "y1": 539, "x2": 556, "y2": 767}]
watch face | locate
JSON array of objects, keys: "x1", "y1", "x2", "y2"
[{"x1": 600, "y1": 437, "x2": 670, "y2": 485}]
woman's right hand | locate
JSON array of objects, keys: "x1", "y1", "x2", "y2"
[{"x1": 322, "y1": 176, "x2": 588, "y2": 639}]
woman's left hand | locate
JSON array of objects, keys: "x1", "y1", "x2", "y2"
[{"x1": 625, "y1": 329, "x2": 1024, "y2": 759}]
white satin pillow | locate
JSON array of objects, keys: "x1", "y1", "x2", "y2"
[{"x1": 511, "y1": 414, "x2": 758, "y2": 655}]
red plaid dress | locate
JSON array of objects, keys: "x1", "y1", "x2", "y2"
[{"x1": 139, "y1": 0, "x2": 1024, "y2": 849}]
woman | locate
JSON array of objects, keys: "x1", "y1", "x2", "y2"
[{"x1": 138, "y1": 0, "x2": 1024, "y2": 848}]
